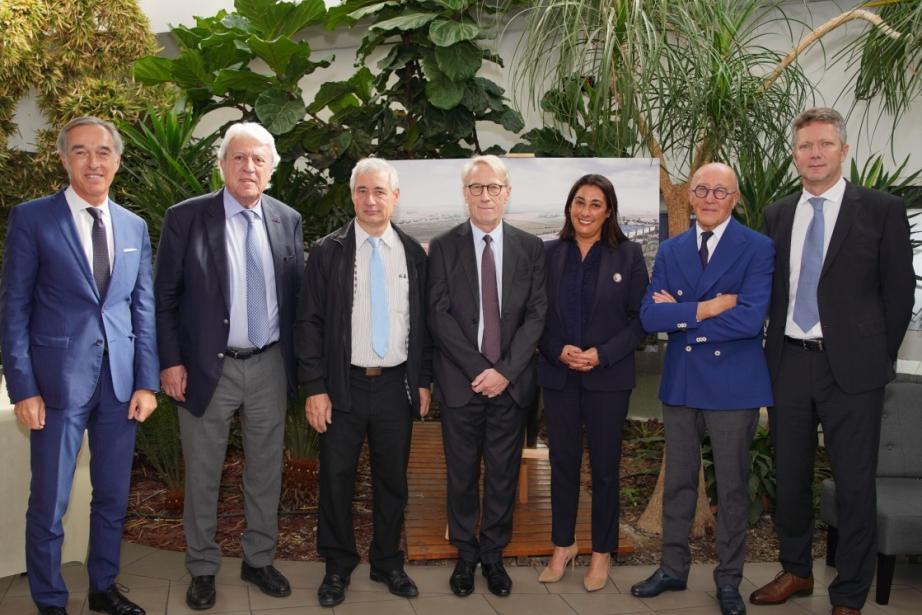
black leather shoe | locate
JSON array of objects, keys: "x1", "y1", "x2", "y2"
[
  {"x1": 481, "y1": 561, "x2": 512, "y2": 597},
  {"x1": 630, "y1": 568, "x2": 687, "y2": 598},
  {"x1": 241, "y1": 562, "x2": 291, "y2": 598},
  {"x1": 449, "y1": 559, "x2": 476, "y2": 597},
  {"x1": 37, "y1": 607, "x2": 68, "y2": 615},
  {"x1": 87, "y1": 585, "x2": 145, "y2": 615},
  {"x1": 185, "y1": 575, "x2": 216, "y2": 610},
  {"x1": 318, "y1": 573, "x2": 349, "y2": 607},
  {"x1": 370, "y1": 568, "x2": 419, "y2": 598},
  {"x1": 718, "y1": 586, "x2": 746, "y2": 615}
]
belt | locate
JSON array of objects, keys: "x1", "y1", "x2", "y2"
[
  {"x1": 225, "y1": 341, "x2": 278, "y2": 360},
  {"x1": 784, "y1": 336, "x2": 825, "y2": 352},
  {"x1": 350, "y1": 363, "x2": 405, "y2": 377}
]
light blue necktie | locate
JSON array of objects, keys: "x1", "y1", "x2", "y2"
[
  {"x1": 243, "y1": 210, "x2": 270, "y2": 348},
  {"x1": 369, "y1": 237, "x2": 389, "y2": 358},
  {"x1": 793, "y1": 197, "x2": 825, "y2": 332}
]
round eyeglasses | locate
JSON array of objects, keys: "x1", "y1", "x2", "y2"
[
  {"x1": 690, "y1": 186, "x2": 737, "y2": 200},
  {"x1": 466, "y1": 183, "x2": 506, "y2": 197}
]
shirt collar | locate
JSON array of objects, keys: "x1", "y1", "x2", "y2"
[
  {"x1": 696, "y1": 214, "x2": 731, "y2": 243},
  {"x1": 800, "y1": 176, "x2": 846, "y2": 206},
  {"x1": 65, "y1": 185, "x2": 111, "y2": 218},
  {"x1": 223, "y1": 189, "x2": 263, "y2": 220},
  {"x1": 354, "y1": 219, "x2": 396, "y2": 248},
  {"x1": 470, "y1": 219, "x2": 504, "y2": 245}
]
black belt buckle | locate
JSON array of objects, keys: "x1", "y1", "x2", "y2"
[
  {"x1": 785, "y1": 336, "x2": 824, "y2": 351},
  {"x1": 226, "y1": 341, "x2": 276, "y2": 360}
]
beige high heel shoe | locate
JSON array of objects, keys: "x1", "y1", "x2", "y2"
[
  {"x1": 583, "y1": 552, "x2": 611, "y2": 591},
  {"x1": 538, "y1": 543, "x2": 579, "y2": 583}
]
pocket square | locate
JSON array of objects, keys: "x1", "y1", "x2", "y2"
[{"x1": 122, "y1": 247, "x2": 139, "y2": 252}]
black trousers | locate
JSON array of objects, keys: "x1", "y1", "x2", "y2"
[
  {"x1": 542, "y1": 381, "x2": 630, "y2": 553},
  {"x1": 441, "y1": 393, "x2": 526, "y2": 564},
  {"x1": 317, "y1": 366, "x2": 412, "y2": 576},
  {"x1": 770, "y1": 344, "x2": 883, "y2": 609}
]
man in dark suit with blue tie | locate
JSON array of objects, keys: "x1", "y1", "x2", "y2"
[
  {"x1": 155, "y1": 122, "x2": 303, "y2": 610},
  {"x1": 427, "y1": 155, "x2": 547, "y2": 598},
  {"x1": 751, "y1": 108, "x2": 915, "y2": 615},
  {"x1": 1, "y1": 116, "x2": 159, "y2": 615},
  {"x1": 632, "y1": 163, "x2": 774, "y2": 615}
]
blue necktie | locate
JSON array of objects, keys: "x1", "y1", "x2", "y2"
[
  {"x1": 243, "y1": 210, "x2": 270, "y2": 348},
  {"x1": 793, "y1": 197, "x2": 825, "y2": 332},
  {"x1": 369, "y1": 237, "x2": 389, "y2": 358}
]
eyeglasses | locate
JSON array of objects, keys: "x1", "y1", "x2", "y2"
[
  {"x1": 466, "y1": 183, "x2": 505, "y2": 196},
  {"x1": 690, "y1": 186, "x2": 737, "y2": 200}
]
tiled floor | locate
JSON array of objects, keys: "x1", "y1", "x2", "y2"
[{"x1": 1, "y1": 543, "x2": 919, "y2": 614}]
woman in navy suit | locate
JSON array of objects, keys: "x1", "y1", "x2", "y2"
[{"x1": 537, "y1": 175, "x2": 648, "y2": 590}]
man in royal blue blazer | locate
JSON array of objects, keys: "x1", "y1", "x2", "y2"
[
  {"x1": 1, "y1": 117, "x2": 159, "y2": 615},
  {"x1": 632, "y1": 163, "x2": 774, "y2": 615}
]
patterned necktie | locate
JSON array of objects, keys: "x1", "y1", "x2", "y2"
[
  {"x1": 793, "y1": 196, "x2": 825, "y2": 332},
  {"x1": 481, "y1": 235, "x2": 501, "y2": 363},
  {"x1": 699, "y1": 230, "x2": 714, "y2": 269},
  {"x1": 369, "y1": 237, "x2": 389, "y2": 358},
  {"x1": 243, "y1": 210, "x2": 270, "y2": 348},
  {"x1": 86, "y1": 207, "x2": 110, "y2": 298}
]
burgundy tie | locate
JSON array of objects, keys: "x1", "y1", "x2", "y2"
[{"x1": 481, "y1": 235, "x2": 501, "y2": 363}]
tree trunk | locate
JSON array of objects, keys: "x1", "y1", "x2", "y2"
[{"x1": 637, "y1": 448, "x2": 716, "y2": 537}]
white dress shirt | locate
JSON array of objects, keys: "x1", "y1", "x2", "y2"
[
  {"x1": 224, "y1": 191, "x2": 280, "y2": 349},
  {"x1": 64, "y1": 186, "x2": 114, "y2": 273},
  {"x1": 696, "y1": 215, "x2": 732, "y2": 263},
  {"x1": 784, "y1": 176, "x2": 846, "y2": 339},
  {"x1": 351, "y1": 221, "x2": 410, "y2": 367},
  {"x1": 470, "y1": 220, "x2": 504, "y2": 352}
]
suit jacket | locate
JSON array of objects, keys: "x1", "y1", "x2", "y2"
[
  {"x1": 538, "y1": 238, "x2": 648, "y2": 391},
  {"x1": 640, "y1": 218, "x2": 774, "y2": 410},
  {"x1": 0, "y1": 190, "x2": 159, "y2": 408},
  {"x1": 428, "y1": 221, "x2": 547, "y2": 408},
  {"x1": 763, "y1": 182, "x2": 915, "y2": 393},
  {"x1": 155, "y1": 189, "x2": 303, "y2": 416},
  {"x1": 294, "y1": 219, "x2": 431, "y2": 413}
]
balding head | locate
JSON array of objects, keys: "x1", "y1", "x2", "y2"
[{"x1": 688, "y1": 162, "x2": 740, "y2": 232}]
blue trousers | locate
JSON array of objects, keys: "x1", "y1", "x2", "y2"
[{"x1": 27, "y1": 362, "x2": 137, "y2": 608}]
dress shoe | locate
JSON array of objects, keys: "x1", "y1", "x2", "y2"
[
  {"x1": 317, "y1": 573, "x2": 349, "y2": 607},
  {"x1": 240, "y1": 561, "x2": 291, "y2": 598},
  {"x1": 449, "y1": 559, "x2": 476, "y2": 597},
  {"x1": 185, "y1": 575, "x2": 216, "y2": 610},
  {"x1": 37, "y1": 607, "x2": 68, "y2": 615},
  {"x1": 87, "y1": 584, "x2": 145, "y2": 615},
  {"x1": 538, "y1": 543, "x2": 578, "y2": 583},
  {"x1": 370, "y1": 568, "x2": 419, "y2": 598},
  {"x1": 718, "y1": 586, "x2": 746, "y2": 615},
  {"x1": 481, "y1": 561, "x2": 512, "y2": 597},
  {"x1": 831, "y1": 607, "x2": 860, "y2": 615},
  {"x1": 630, "y1": 568, "x2": 687, "y2": 598},
  {"x1": 583, "y1": 552, "x2": 611, "y2": 592},
  {"x1": 749, "y1": 570, "x2": 813, "y2": 604}
]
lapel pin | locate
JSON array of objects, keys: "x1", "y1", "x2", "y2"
[{"x1": 613, "y1": 273, "x2": 622, "y2": 283}]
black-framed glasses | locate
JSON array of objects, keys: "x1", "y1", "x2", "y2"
[
  {"x1": 466, "y1": 183, "x2": 505, "y2": 196},
  {"x1": 690, "y1": 186, "x2": 737, "y2": 200}
]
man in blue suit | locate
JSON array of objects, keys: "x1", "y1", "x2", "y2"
[
  {"x1": 1, "y1": 116, "x2": 159, "y2": 615},
  {"x1": 631, "y1": 163, "x2": 773, "y2": 615}
]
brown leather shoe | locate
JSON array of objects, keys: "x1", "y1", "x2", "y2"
[
  {"x1": 749, "y1": 570, "x2": 813, "y2": 604},
  {"x1": 831, "y1": 608, "x2": 860, "y2": 615}
]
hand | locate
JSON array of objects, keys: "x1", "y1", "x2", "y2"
[
  {"x1": 128, "y1": 389, "x2": 158, "y2": 422},
  {"x1": 652, "y1": 290, "x2": 677, "y2": 304},
  {"x1": 160, "y1": 365, "x2": 187, "y2": 402},
  {"x1": 697, "y1": 293, "x2": 738, "y2": 321},
  {"x1": 559, "y1": 344, "x2": 584, "y2": 370},
  {"x1": 306, "y1": 393, "x2": 333, "y2": 433},
  {"x1": 571, "y1": 347, "x2": 600, "y2": 372},
  {"x1": 471, "y1": 368, "x2": 510, "y2": 398},
  {"x1": 418, "y1": 387, "x2": 432, "y2": 418},
  {"x1": 14, "y1": 395, "x2": 46, "y2": 430}
]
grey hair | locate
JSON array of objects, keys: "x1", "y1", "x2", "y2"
[
  {"x1": 461, "y1": 155, "x2": 510, "y2": 187},
  {"x1": 350, "y1": 157, "x2": 400, "y2": 192},
  {"x1": 791, "y1": 107, "x2": 847, "y2": 147},
  {"x1": 217, "y1": 122, "x2": 280, "y2": 175},
  {"x1": 56, "y1": 116, "x2": 124, "y2": 157}
]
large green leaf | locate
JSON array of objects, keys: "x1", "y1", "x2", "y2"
[
  {"x1": 236, "y1": 0, "x2": 326, "y2": 39},
  {"x1": 171, "y1": 50, "x2": 212, "y2": 88},
  {"x1": 199, "y1": 32, "x2": 253, "y2": 70},
  {"x1": 429, "y1": 19, "x2": 479, "y2": 47},
  {"x1": 434, "y1": 41, "x2": 481, "y2": 81},
  {"x1": 308, "y1": 81, "x2": 356, "y2": 113},
  {"x1": 432, "y1": 0, "x2": 469, "y2": 10},
  {"x1": 425, "y1": 75, "x2": 465, "y2": 110},
  {"x1": 349, "y1": 67, "x2": 375, "y2": 102},
  {"x1": 255, "y1": 89, "x2": 307, "y2": 135},
  {"x1": 247, "y1": 36, "x2": 307, "y2": 75},
  {"x1": 371, "y1": 12, "x2": 439, "y2": 32},
  {"x1": 212, "y1": 69, "x2": 274, "y2": 95},
  {"x1": 133, "y1": 57, "x2": 174, "y2": 85}
]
